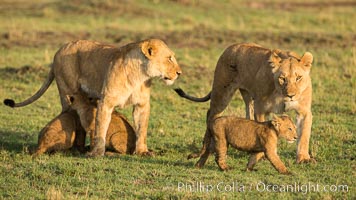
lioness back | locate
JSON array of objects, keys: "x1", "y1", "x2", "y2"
[{"x1": 53, "y1": 40, "x2": 120, "y2": 97}]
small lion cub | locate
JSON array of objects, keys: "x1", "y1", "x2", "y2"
[
  {"x1": 208, "y1": 115, "x2": 297, "y2": 174},
  {"x1": 33, "y1": 110, "x2": 86, "y2": 157},
  {"x1": 66, "y1": 93, "x2": 136, "y2": 155}
]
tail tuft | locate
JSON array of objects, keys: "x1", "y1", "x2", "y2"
[
  {"x1": 4, "y1": 99, "x2": 15, "y2": 107},
  {"x1": 174, "y1": 88, "x2": 186, "y2": 97}
]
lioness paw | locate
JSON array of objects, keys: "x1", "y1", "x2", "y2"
[{"x1": 86, "y1": 138, "x2": 105, "y2": 157}]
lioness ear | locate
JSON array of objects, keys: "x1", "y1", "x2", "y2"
[
  {"x1": 269, "y1": 50, "x2": 282, "y2": 73},
  {"x1": 141, "y1": 40, "x2": 157, "y2": 59},
  {"x1": 300, "y1": 52, "x2": 313, "y2": 68},
  {"x1": 65, "y1": 95, "x2": 75, "y2": 105}
]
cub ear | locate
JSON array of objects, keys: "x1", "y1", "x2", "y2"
[
  {"x1": 300, "y1": 52, "x2": 313, "y2": 68},
  {"x1": 141, "y1": 40, "x2": 157, "y2": 59},
  {"x1": 269, "y1": 50, "x2": 282, "y2": 73},
  {"x1": 271, "y1": 114, "x2": 281, "y2": 130},
  {"x1": 65, "y1": 95, "x2": 75, "y2": 105}
]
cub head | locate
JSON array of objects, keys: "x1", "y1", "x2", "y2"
[
  {"x1": 271, "y1": 114, "x2": 297, "y2": 143},
  {"x1": 269, "y1": 50, "x2": 313, "y2": 103},
  {"x1": 65, "y1": 93, "x2": 98, "y2": 130},
  {"x1": 141, "y1": 39, "x2": 182, "y2": 85},
  {"x1": 65, "y1": 93, "x2": 97, "y2": 111}
]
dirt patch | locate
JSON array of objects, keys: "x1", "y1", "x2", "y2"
[
  {"x1": 0, "y1": 65, "x2": 49, "y2": 82},
  {"x1": 106, "y1": 25, "x2": 356, "y2": 49},
  {"x1": 1, "y1": 31, "x2": 91, "y2": 49},
  {"x1": 1, "y1": 25, "x2": 354, "y2": 50}
]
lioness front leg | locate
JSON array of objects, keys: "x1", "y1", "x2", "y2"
[
  {"x1": 296, "y1": 111, "x2": 314, "y2": 163},
  {"x1": 88, "y1": 100, "x2": 114, "y2": 157},
  {"x1": 133, "y1": 102, "x2": 151, "y2": 155}
]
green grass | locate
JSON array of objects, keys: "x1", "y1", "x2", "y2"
[{"x1": 0, "y1": 0, "x2": 355, "y2": 199}]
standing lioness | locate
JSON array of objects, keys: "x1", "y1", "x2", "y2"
[
  {"x1": 197, "y1": 115, "x2": 297, "y2": 174},
  {"x1": 4, "y1": 39, "x2": 182, "y2": 156},
  {"x1": 175, "y1": 43, "x2": 313, "y2": 163}
]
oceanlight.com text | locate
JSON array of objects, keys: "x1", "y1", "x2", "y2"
[{"x1": 177, "y1": 181, "x2": 349, "y2": 194}]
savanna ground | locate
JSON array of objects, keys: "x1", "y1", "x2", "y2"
[{"x1": 0, "y1": 0, "x2": 355, "y2": 199}]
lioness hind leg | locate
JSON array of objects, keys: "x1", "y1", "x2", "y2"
[
  {"x1": 239, "y1": 89, "x2": 254, "y2": 120},
  {"x1": 195, "y1": 136, "x2": 214, "y2": 168}
]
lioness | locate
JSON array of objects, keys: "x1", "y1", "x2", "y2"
[
  {"x1": 4, "y1": 39, "x2": 182, "y2": 156},
  {"x1": 196, "y1": 115, "x2": 297, "y2": 174},
  {"x1": 66, "y1": 92, "x2": 136, "y2": 155},
  {"x1": 175, "y1": 43, "x2": 313, "y2": 163},
  {"x1": 33, "y1": 110, "x2": 86, "y2": 157}
]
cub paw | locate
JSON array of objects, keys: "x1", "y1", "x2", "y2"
[{"x1": 297, "y1": 154, "x2": 316, "y2": 164}]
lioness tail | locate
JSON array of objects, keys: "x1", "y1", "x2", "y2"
[
  {"x1": 4, "y1": 68, "x2": 55, "y2": 108},
  {"x1": 173, "y1": 88, "x2": 211, "y2": 102}
]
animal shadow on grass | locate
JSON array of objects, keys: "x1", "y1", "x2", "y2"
[
  {"x1": 0, "y1": 130, "x2": 37, "y2": 154},
  {"x1": 0, "y1": 130, "x2": 84, "y2": 156}
]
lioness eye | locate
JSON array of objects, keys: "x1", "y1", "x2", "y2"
[
  {"x1": 288, "y1": 127, "x2": 293, "y2": 131},
  {"x1": 296, "y1": 75, "x2": 302, "y2": 81}
]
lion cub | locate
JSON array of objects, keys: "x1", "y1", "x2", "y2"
[
  {"x1": 66, "y1": 93, "x2": 136, "y2": 155},
  {"x1": 198, "y1": 115, "x2": 297, "y2": 174},
  {"x1": 33, "y1": 110, "x2": 86, "y2": 157}
]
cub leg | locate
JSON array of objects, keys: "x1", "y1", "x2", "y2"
[
  {"x1": 265, "y1": 148, "x2": 289, "y2": 174},
  {"x1": 109, "y1": 132, "x2": 125, "y2": 154},
  {"x1": 212, "y1": 125, "x2": 230, "y2": 171},
  {"x1": 74, "y1": 126, "x2": 87, "y2": 153},
  {"x1": 246, "y1": 152, "x2": 265, "y2": 171}
]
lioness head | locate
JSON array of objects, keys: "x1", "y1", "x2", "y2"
[
  {"x1": 271, "y1": 114, "x2": 297, "y2": 143},
  {"x1": 270, "y1": 50, "x2": 313, "y2": 103},
  {"x1": 141, "y1": 39, "x2": 182, "y2": 85}
]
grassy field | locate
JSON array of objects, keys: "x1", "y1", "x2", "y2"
[{"x1": 0, "y1": 0, "x2": 355, "y2": 199}]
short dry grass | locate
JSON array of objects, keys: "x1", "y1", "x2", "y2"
[{"x1": 0, "y1": 0, "x2": 354, "y2": 199}]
